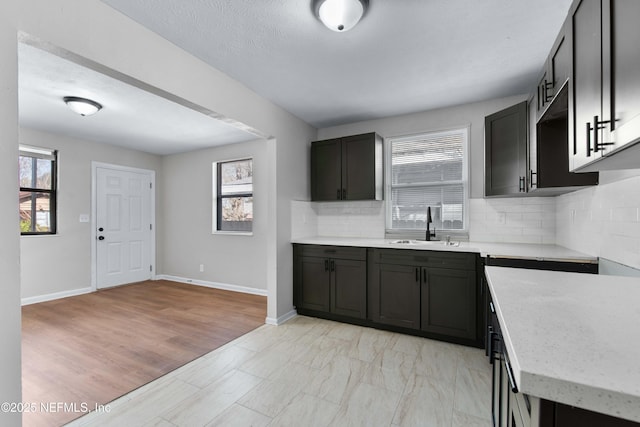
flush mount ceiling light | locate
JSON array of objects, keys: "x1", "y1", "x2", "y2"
[
  {"x1": 63, "y1": 96, "x2": 102, "y2": 116},
  {"x1": 314, "y1": 0, "x2": 369, "y2": 32}
]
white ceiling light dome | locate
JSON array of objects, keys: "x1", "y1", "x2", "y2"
[
  {"x1": 315, "y1": 0, "x2": 369, "y2": 32},
  {"x1": 63, "y1": 96, "x2": 102, "y2": 116}
]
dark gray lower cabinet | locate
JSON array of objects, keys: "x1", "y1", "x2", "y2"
[
  {"x1": 368, "y1": 248, "x2": 478, "y2": 344},
  {"x1": 331, "y1": 258, "x2": 367, "y2": 318},
  {"x1": 294, "y1": 244, "x2": 366, "y2": 320},
  {"x1": 298, "y1": 255, "x2": 330, "y2": 312},
  {"x1": 369, "y1": 263, "x2": 420, "y2": 329},
  {"x1": 294, "y1": 244, "x2": 480, "y2": 345},
  {"x1": 422, "y1": 267, "x2": 476, "y2": 340}
]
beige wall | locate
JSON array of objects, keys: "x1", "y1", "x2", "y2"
[
  {"x1": 19, "y1": 127, "x2": 163, "y2": 301},
  {"x1": 317, "y1": 94, "x2": 528, "y2": 199},
  {"x1": 161, "y1": 139, "x2": 268, "y2": 291}
]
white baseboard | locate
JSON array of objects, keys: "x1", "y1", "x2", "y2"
[
  {"x1": 21, "y1": 287, "x2": 93, "y2": 306},
  {"x1": 265, "y1": 309, "x2": 297, "y2": 326},
  {"x1": 156, "y1": 275, "x2": 268, "y2": 297}
]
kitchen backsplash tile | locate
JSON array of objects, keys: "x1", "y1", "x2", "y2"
[
  {"x1": 469, "y1": 198, "x2": 556, "y2": 244},
  {"x1": 291, "y1": 200, "x2": 319, "y2": 239},
  {"x1": 293, "y1": 177, "x2": 640, "y2": 270},
  {"x1": 290, "y1": 200, "x2": 385, "y2": 239},
  {"x1": 556, "y1": 175, "x2": 640, "y2": 270},
  {"x1": 315, "y1": 200, "x2": 385, "y2": 238}
]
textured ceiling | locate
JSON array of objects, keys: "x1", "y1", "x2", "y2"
[
  {"x1": 18, "y1": 42, "x2": 260, "y2": 155},
  {"x1": 98, "y1": 0, "x2": 574, "y2": 128}
]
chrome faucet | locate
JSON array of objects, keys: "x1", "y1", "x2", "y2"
[{"x1": 426, "y1": 206, "x2": 436, "y2": 241}]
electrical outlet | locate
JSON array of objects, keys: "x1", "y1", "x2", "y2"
[{"x1": 199, "y1": 264, "x2": 204, "y2": 272}]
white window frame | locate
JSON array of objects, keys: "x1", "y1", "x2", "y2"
[
  {"x1": 212, "y1": 157, "x2": 254, "y2": 236},
  {"x1": 384, "y1": 126, "x2": 470, "y2": 239}
]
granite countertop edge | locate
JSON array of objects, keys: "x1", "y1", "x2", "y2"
[{"x1": 290, "y1": 236, "x2": 597, "y2": 262}]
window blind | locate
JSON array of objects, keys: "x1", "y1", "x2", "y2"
[{"x1": 387, "y1": 128, "x2": 468, "y2": 232}]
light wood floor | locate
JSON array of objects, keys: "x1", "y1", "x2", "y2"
[
  {"x1": 67, "y1": 316, "x2": 492, "y2": 427},
  {"x1": 21, "y1": 280, "x2": 267, "y2": 427}
]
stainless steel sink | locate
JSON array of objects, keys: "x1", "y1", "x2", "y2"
[{"x1": 389, "y1": 239, "x2": 460, "y2": 247}]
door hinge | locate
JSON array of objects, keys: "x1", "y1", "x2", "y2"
[
  {"x1": 150, "y1": 182, "x2": 153, "y2": 189},
  {"x1": 150, "y1": 265, "x2": 153, "y2": 272},
  {"x1": 150, "y1": 224, "x2": 153, "y2": 230}
]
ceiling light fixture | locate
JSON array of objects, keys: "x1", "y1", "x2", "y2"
[
  {"x1": 314, "y1": 0, "x2": 369, "y2": 32},
  {"x1": 63, "y1": 96, "x2": 102, "y2": 116}
]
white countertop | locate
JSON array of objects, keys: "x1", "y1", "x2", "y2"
[
  {"x1": 291, "y1": 236, "x2": 596, "y2": 262},
  {"x1": 485, "y1": 266, "x2": 640, "y2": 423}
]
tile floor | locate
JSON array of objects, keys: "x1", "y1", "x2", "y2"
[{"x1": 66, "y1": 316, "x2": 492, "y2": 427}]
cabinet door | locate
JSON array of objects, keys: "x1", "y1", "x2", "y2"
[
  {"x1": 484, "y1": 102, "x2": 528, "y2": 196},
  {"x1": 570, "y1": 0, "x2": 604, "y2": 170},
  {"x1": 369, "y1": 263, "x2": 420, "y2": 330},
  {"x1": 311, "y1": 138, "x2": 342, "y2": 201},
  {"x1": 299, "y1": 256, "x2": 330, "y2": 312},
  {"x1": 551, "y1": 31, "x2": 570, "y2": 93},
  {"x1": 421, "y1": 267, "x2": 476, "y2": 339},
  {"x1": 342, "y1": 133, "x2": 376, "y2": 200},
  {"x1": 607, "y1": 0, "x2": 640, "y2": 151},
  {"x1": 331, "y1": 258, "x2": 367, "y2": 319}
]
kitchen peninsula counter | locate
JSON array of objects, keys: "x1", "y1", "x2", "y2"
[{"x1": 485, "y1": 266, "x2": 640, "y2": 423}]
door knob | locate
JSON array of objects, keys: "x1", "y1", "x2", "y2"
[{"x1": 98, "y1": 236, "x2": 105, "y2": 240}]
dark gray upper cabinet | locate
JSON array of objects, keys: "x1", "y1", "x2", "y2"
[
  {"x1": 484, "y1": 102, "x2": 528, "y2": 197},
  {"x1": 486, "y1": 95, "x2": 597, "y2": 198},
  {"x1": 532, "y1": 87, "x2": 598, "y2": 192},
  {"x1": 569, "y1": 0, "x2": 606, "y2": 170},
  {"x1": 311, "y1": 132, "x2": 383, "y2": 201},
  {"x1": 537, "y1": 22, "x2": 570, "y2": 120},
  {"x1": 570, "y1": 0, "x2": 640, "y2": 171},
  {"x1": 310, "y1": 138, "x2": 342, "y2": 201}
]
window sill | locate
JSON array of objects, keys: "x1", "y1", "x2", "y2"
[{"x1": 212, "y1": 231, "x2": 253, "y2": 237}]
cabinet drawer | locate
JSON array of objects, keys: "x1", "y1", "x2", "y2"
[
  {"x1": 370, "y1": 248, "x2": 476, "y2": 270},
  {"x1": 296, "y1": 244, "x2": 366, "y2": 261}
]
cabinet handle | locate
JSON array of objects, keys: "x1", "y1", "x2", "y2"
[
  {"x1": 489, "y1": 301, "x2": 495, "y2": 313},
  {"x1": 488, "y1": 328, "x2": 495, "y2": 365},
  {"x1": 342, "y1": 189, "x2": 346, "y2": 199},
  {"x1": 544, "y1": 80, "x2": 553, "y2": 102},
  {"x1": 422, "y1": 268, "x2": 427, "y2": 284},
  {"x1": 505, "y1": 355, "x2": 519, "y2": 393},
  {"x1": 530, "y1": 170, "x2": 537, "y2": 188},
  {"x1": 586, "y1": 121, "x2": 593, "y2": 156},
  {"x1": 324, "y1": 259, "x2": 328, "y2": 272},
  {"x1": 337, "y1": 189, "x2": 341, "y2": 200},
  {"x1": 593, "y1": 115, "x2": 614, "y2": 153},
  {"x1": 415, "y1": 267, "x2": 419, "y2": 282},
  {"x1": 330, "y1": 260, "x2": 335, "y2": 272},
  {"x1": 519, "y1": 176, "x2": 525, "y2": 192},
  {"x1": 593, "y1": 115, "x2": 600, "y2": 153}
]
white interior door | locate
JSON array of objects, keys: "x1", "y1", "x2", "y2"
[{"x1": 96, "y1": 166, "x2": 153, "y2": 289}]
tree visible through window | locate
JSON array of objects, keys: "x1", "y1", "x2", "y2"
[
  {"x1": 214, "y1": 158, "x2": 253, "y2": 232},
  {"x1": 19, "y1": 145, "x2": 57, "y2": 235}
]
